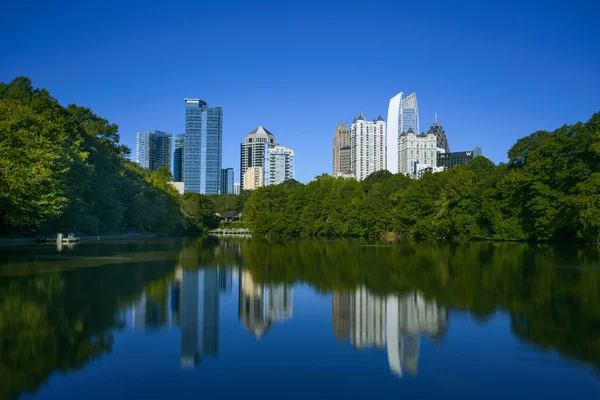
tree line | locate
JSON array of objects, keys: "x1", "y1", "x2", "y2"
[
  {"x1": 0, "y1": 77, "x2": 248, "y2": 237},
  {"x1": 245, "y1": 111, "x2": 600, "y2": 242}
]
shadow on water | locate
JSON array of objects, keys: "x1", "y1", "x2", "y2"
[{"x1": 1, "y1": 238, "x2": 600, "y2": 398}]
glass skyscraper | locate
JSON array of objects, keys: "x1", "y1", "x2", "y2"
[
  {"x1": 173, "y1": 134, "x2": 185, "y2": 182},
  {"x1": 184, "y1": 99, "x2": 223, "y2": 194},
  {"x1": 136, "y1": 130, "x2": 172, "y2": 172},
  {"x1": 386, "y1": 92, "x2": 419, "y2": 173},
  {"x1": 220, "y1": 168, "x2": 234, "y2": 194}
]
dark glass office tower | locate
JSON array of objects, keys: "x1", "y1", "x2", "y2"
[
  {"x1": 220, "y1": 168, "x2": 234, "y2": 194},
  {"x1": 184, "y1": 99, "x2": 222, "y2": 194},
  {"x1": 173, "y1": 134, "x2": 185, "y2": 182}
]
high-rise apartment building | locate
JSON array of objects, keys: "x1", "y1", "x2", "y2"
[
  {"x1": 332, "y1": 121, "x2": 350, "y2": 176},
  {"x1": 266, "y1": 145, "x2": 294, "y2": 185},
  {"x1": 350, "y1": 113, "x2": 386, "y2": 181},
  {"x1": 240, "y1": 126, "x2": 276, "y2": 189},
  {"x1": 173, "y1": 134, "x2": 185, "y2": 182},
  {"x1": 136, "y1": 130, "x2": 172, "y2": 172},
  {"x1": 184, "y1": 99, "x2": 223, "y2": 194},
  {"x1": 386, "y1": 92, "x2": 419, "y2": 173},
  {"x1": 243, "y1": 167, "x2": 264, "y2": 191},
  {"x1": 426, "y1": 114, "x2": 449, "y2": 154},
  {"x1": 233, "y1": 182, "x2": 240, "y2": 195},
  {"x1": 220, "y1": 168, "x2": 234, "y2": 194},
  {"x1": 398, "y1": 129, "x2": 437, "y2": 177}
]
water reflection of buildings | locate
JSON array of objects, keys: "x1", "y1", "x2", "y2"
[
  {"x1": 238, "y1": 270, "x2": 293, "y2": 339},
  {"x1": 332, "y1": 288, "x2": 448, "y2": 378},
  {"x1": 128, "y1": 266, "x2": 234, "y2": 368},
  {"x1": 180, "y1": 268, "x2": 220, "y2": 367}
]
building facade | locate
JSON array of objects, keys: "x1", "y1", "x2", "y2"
[
  {"x1": 233, "y1": 182, "x2": 240, "y2": 195},
  {"x1": 173, "y1": 134, "x2": 185, "y2": 182},
  {"x1": 350, "y1": 113, "x2": 386, "y2": 181},
  {"x1": 266, "y1": 145, "x2": 294, "y2": 185},
  {"x1": 184, "y1": 99, "x2": 223, "y2": 194},
  {"x1": 136, "y1": 130, "x2": 172, "y2": 172},
  {"x1": 337, "y1": 145, "x2": 351, "y2": 176},
  {"x1": 426, "y1": 114, "x2": 450, "y2": 154},
  {"x1": 436, "y1": 148, "x2": 480, "y2": 170},
  {"x1": 386, "y1": 92, "x2": 419, "y2": 173},
  {"x1": 243, "y1": 166, "x2": 264, "y2": 191},
  {"x1": 220, "y1": 168, "x2": 234, "y2": 194},
  {"x1": 332, "y1": 121, "x2": 350, "y2": 176},
  {"x1": 240, "y1": 126, "x2": 276, "y2": 189},
  {"x1": 398, "y1": 129, "x2": 437, "y2": 177}
]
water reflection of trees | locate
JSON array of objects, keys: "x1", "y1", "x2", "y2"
[
  {"x1": 2, "y1": 238, "x2": 600, "y2": 397},
  {"x1": 241, "y1": 239, "x2": 600, "y2": 373},
  {"x1": 0, "y1": 240, "x2": 187, "y2": 399}
]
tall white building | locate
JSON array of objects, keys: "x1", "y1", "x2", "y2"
[
  {"x1": 386, "y1": 92, "x2": 419, "y2": 173},
  {"x1": 233, "y1": 182, "x2": 240, "y2": 195},
  {"x1": 266, "y1": 145, "x2": 294, "y2": 185},
  {"x1": 398, "y1": 129, "x2": 437, "y2": 177},
  {"x1": 350, "y1": 112, "x2": 386, "y2": 181}
]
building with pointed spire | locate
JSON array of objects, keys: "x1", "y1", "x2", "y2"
[
  {"x1": 350, "y1": 113, "x2": 386, "y2": 181},
  {"x1": 427, "y1": 113, "x2": 450, "y2": 154},
  {"x1": 333, "y1": 121, "x2": 351, "y2": 176},
  {"x1": 386, "y1": 92, "x2": 419, "y2": 173}
]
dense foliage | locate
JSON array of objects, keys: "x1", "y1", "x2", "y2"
[
  {"x1": 245, "y1": 112, "x2": 600, "y2": 242},
  {"x1": 0, "y1": 77, "x2": 217, "y2": 236}
]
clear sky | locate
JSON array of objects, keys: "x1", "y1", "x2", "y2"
[{"x1": 2, "y1": 0, "x2": 599, "y2": 183}]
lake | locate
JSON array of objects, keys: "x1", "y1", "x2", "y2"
[{"x1": 1, "y1": 237, "x2": 600, "y2": 398}]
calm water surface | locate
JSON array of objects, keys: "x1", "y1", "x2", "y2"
[{"x1": 1, "y1": 238, "x2": 600, "y2": 399}]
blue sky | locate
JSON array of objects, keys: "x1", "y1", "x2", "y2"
[{"x1": 2, "y1": 0, "x2": 599, "y2": 183}]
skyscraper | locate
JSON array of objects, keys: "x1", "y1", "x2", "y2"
[
  {"x1": 136, "y1": 130, "x2": 172, "y2": 172},
  {"x1": 184, "y1": 99, "x2": 223, "y2": 194},
  {"x1": 350, "y1": 112, "x2": 386, "y2": 181},
  {"x1": 240, "y1": 126, "x2": 276, "y2": 189},
  {"x1": 220, "y1": 168, "x2": 234, "y2": 194},
  {"x1": 332, "y1": 121, "x2": 350, "y2": 176},
  {"x1": 266, "y1": 145, "x2": 294, "y2": 185},
  {"x1": 398, "y1": 129, "x2": 437, "y2": 177},
  {"x1": 173, "y1": 134, "x2": 185, "y2": 182},
  {"x1": 233, "y1": 182, "x2": 240, "y2": 195},
  {"x1": 386, "y1": 92, "x2": 419, "y2": 173},
  {"x1": 426, "y1": 114, "x2": 449, "y2": 154}
]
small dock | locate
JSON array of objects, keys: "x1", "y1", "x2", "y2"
[
  {"x1": 36, "y1": 234, "x2": 80, "y2": 243},
  {"x1": 208, "y1": 228, "x2": 251, "y2": 236}
]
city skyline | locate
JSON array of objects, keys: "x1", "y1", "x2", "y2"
[{"x1": 3, "y1": 1, "x2": 598, "y2": 184}]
